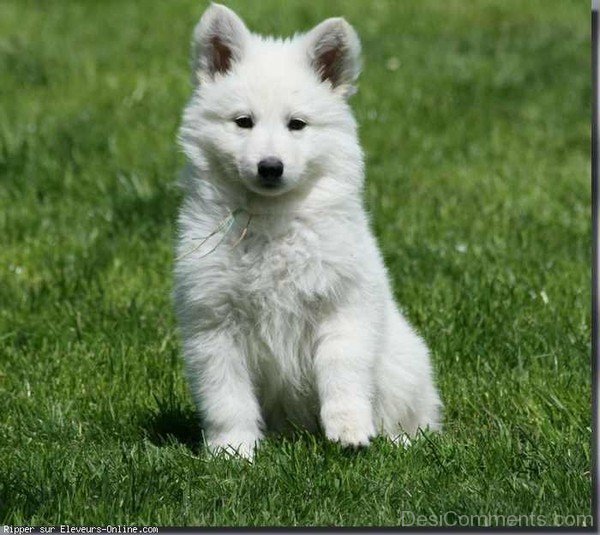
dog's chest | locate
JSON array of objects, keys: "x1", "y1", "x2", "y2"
[
  {"x1": 226, "y1": 222, "x2": 330, "y2": 381},
  {"x1": 236, "y1": 225, "x2": 324, "y2": 320}
]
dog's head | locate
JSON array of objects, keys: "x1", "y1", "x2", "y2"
[{"x1": 180, "y1": 3, "x2": 363, "y2": 198}]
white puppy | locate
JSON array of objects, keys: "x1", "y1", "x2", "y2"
[{"x1": 174, "y1": 3, "x2": 441, "y2": 459}]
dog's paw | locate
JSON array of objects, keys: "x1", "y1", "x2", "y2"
[
  {"x1": 321, "y1": 404, "x2": 375, "y2": 448},
  {"x1": 206, "y1": 431, "x2": 261, "y2": 461}
]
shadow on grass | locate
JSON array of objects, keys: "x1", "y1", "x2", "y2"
[
  {"x1": 139, "y1": 403, "x2": 204, "y2": 452},
  {"x1": 139, "y1": 404, "x2": 400, "y2": 459}
]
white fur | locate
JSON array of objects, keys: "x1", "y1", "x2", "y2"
[{"x1": 174, "y1": 3, "x2": 442, "y2": 459}]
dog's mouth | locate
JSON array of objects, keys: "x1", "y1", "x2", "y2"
[
  {"x1": 257, "y1": 175, "x2": 284, "y2": 189},
  {"x1": 243, "y1": 174, "x2": 291, "y2": 197},
  {"x1": 236, "y1": 163, "x2": 302, "y2": 198}
]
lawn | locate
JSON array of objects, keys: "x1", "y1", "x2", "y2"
[{"x1": 0, "y1": 0, "x2": 592, "y2": 528}]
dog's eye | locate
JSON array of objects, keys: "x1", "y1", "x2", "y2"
[
  {"x1": 234, "y1": 116, "x2": 254, "y2": 129},
  {"x1": 288, "y1": 118, "x2": 307, "y2": 131}
]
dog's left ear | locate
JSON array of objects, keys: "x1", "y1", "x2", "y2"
[
  {"x1": 191, "y1": 3, "x2": 250, "y2": 85},
  {"x1": 304, "y1": 17, "x2": 361, "y2": 98}
]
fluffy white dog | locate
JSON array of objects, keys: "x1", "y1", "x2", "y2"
[{"x1": 174, "y1": 3, "x2": 441, "y2": 459}]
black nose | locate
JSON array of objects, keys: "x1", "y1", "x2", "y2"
[{"x1": 257, "y1": 157, "x2": 284, "y2": 186}]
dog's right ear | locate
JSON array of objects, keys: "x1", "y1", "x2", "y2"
[
  {"x1": 191, "y1": 3, "x2": 250, "y2": 85},
  {"x1": 304, "y1": 17, "x2": 361, "y2": 98}
]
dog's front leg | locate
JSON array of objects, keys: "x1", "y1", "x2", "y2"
[
  {"x1": 315, "y1": 305, "x2": 376, "y2": 447},
  {"x1": 184, "y1": 330, "x2": 263, "y2": 460}
]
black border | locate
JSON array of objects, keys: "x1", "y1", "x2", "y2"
[{"x1": 592, "y1": 0, "x2": 599, "y2": 529}]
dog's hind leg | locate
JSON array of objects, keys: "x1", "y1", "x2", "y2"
[{"x1": 373, "y1": 305, "x2": 442, "y2": 443}]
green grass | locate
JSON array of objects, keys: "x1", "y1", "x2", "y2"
[{"x1": 0, "y1": 0, "x2": 592, "y2": 527}]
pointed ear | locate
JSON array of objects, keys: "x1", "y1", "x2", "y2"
[
  {"x1": 191, "y1": 3, "x2": 250, "y2": 85},
  {"x1": 304, "y1": 17, "x2": 361, "y2": 97}
]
